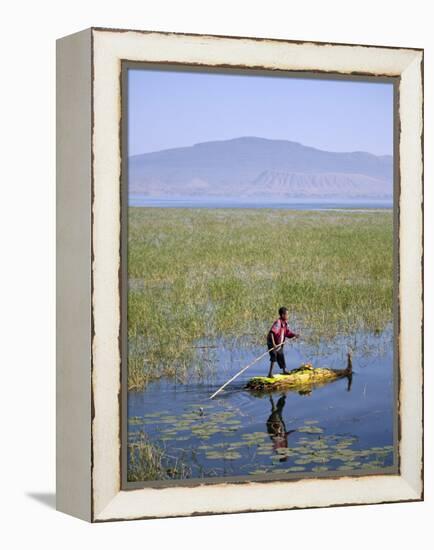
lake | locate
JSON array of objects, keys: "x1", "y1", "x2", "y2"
[
  {"x1": 129, "y1": 195, "x2": 393, "y2": 210},
  {"x1": 127, "y1": 325, "x2": 396, "y2": 483}
]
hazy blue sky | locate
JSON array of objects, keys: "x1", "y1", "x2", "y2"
[{"x1": 128, "y1": 68, "x2": 394, "y2": 157}]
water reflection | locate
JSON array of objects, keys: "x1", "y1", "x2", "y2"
[
  {"x1": 264, "y1": 367, "x2": 353, "y2": 463},
  {"x1": 266, "y1": 395, "x2": 296, "y2": 460}
]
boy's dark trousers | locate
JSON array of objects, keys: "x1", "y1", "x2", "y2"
[{"x1": 267, "y1": 335, "x2": 287, "y2": 376}]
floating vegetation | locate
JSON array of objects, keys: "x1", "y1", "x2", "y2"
[
  {"x1": 205, "y1": 449, "x2": 242, "y2": 461},
  {"x1": 128, "y1": 408, "x2": 395, "y2": 480},
  {"x1": 128, "y1": 416, "x2": 143, "y2": 425},
  {"x1": 298, "y1": 426, "x2": 324, "y2": 434}
]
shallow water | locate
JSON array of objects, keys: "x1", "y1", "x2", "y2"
[{"x1": 127, "y1": 326, "x2": 396, "y2": 481}]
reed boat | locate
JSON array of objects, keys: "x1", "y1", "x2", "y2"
[{"x1": 245, "y1": 351, "x2": 353, "y2": 393}]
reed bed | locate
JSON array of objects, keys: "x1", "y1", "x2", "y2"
[{"x1": 128, "y1": 208, "x2": 393, "y2": 390}]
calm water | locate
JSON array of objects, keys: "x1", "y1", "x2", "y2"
[
  {"x1": 129, "y1": 195, "x2": 393, "y2": 210},
  {"x1": 127, "y1": 326, "x2": 396, "y2": 482}
]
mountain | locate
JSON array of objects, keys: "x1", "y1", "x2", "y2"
[{"x1": 128, "y1": 136, "x2": 393, "y2": 199}]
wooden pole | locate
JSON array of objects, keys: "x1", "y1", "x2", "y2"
[{"x1": 209, "y1": 340, "x2": 290, "y2": 400}]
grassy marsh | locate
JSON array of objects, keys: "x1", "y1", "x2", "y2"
[
  {"x1": 128, "y1": 208, "x2": 393, "y2": 390},
  {"x1": 127, "y1": 429, "x2": 191, "y2": 481}
]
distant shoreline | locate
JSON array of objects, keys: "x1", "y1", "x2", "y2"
[{"x1": 128, "y1": 195, "x2": 393, "y2": 210}]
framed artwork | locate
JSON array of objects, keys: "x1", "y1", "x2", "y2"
[{"x1": 56, "y1": 27, "x2": 424, "y2": 522}]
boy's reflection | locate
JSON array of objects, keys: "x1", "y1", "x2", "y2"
[{"x1": 266, "y1": 394, "x2": 296, "y2": 461}]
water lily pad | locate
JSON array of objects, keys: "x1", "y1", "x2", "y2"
[
  {"x1": 312, "y1": 466, "x2": 329, "y2": 472},
  {"x1": 298, "y1": 426, "x2": 324, "y2": 434},
  {"x1": 294, "y1": 458, "x2": 314, "y2": 465},
  {"x1": 128, "y1": 417, "x2": 143, "y2": 425}
]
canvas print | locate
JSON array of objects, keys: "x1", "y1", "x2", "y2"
[{"x1": 124, "y1": 66, "x2": 397, "y2": 484}]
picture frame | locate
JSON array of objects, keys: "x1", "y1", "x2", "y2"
[{"x1": 56, "y1": 26, "x2": 424, "y2": 522}]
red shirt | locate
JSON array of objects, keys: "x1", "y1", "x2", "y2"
[{"x1": 269, "y1": 318, "x2": 296, "y2": 344}]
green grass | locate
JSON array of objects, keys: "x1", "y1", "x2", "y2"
[
  {"x1": 128, "y1": 431, "x2": 191, "y2": 481},
  {"x1": 128, "y1": 208, "x2": 393, "y2": 390}
]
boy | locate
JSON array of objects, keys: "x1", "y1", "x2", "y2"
[{"x1": 267, "y1": 306, "x2": 299, "y2": 378}]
